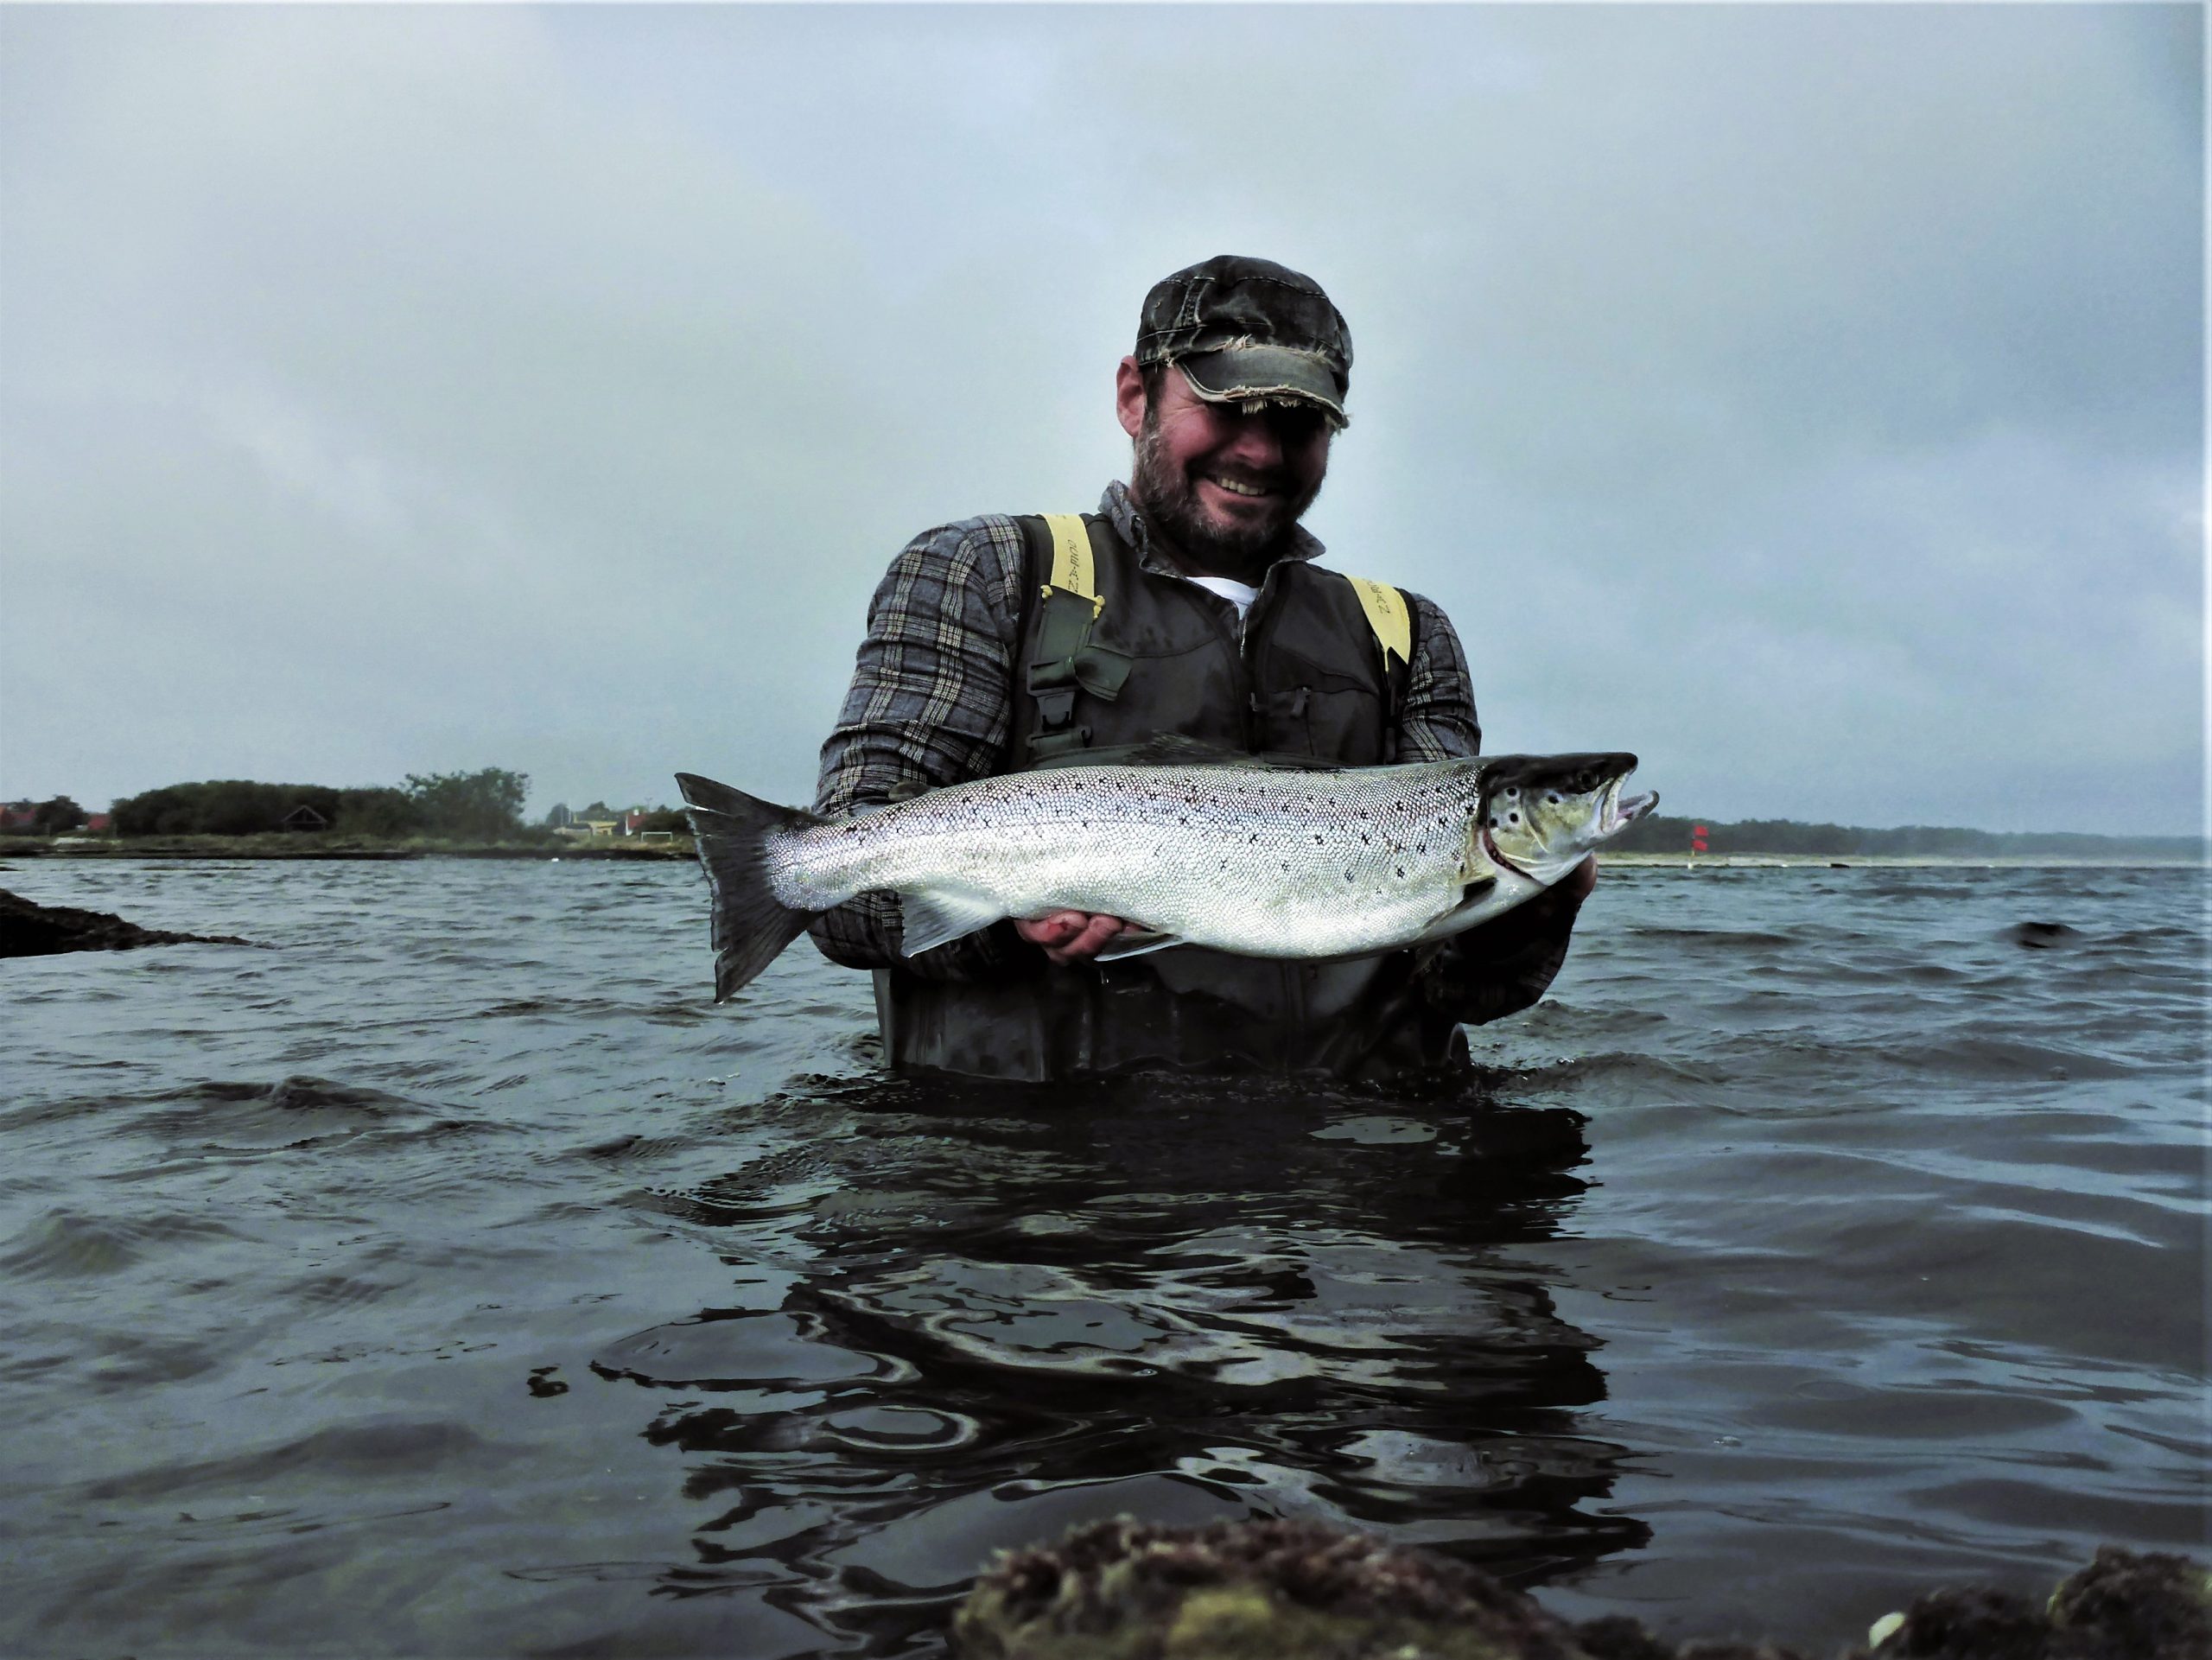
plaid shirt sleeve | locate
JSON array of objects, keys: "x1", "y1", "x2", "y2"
[
  {"x1": 806, "y1": 516, "x2": 1032, "y2": 978},
  {"x1": 1396, "y1": 590, "x2": 1482, "y2": 761}
]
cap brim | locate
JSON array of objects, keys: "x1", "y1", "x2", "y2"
[{"x1": 1178, "y1": 350, "x2": 1347, "y2": 426}]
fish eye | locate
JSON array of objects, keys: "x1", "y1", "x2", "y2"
[
  {"x1": 1546, "y1": 792, "x2": 1560, "y2": 804},
  {"x1": 1509, "y1": 812, "x2": 1520, "y2": 824}
]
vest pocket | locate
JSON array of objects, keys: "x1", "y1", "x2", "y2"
[{"x1": 1253, "y1": 683, "x2": 1386, "y2": 762}]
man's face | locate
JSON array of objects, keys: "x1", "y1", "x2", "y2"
[{"x1": 1117, "y1": 358, "x2": 1333, "y2": 577}]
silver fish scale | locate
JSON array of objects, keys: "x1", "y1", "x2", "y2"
[{"x1": 770, "y1": 760, "x2": 1496, "y2": 958}]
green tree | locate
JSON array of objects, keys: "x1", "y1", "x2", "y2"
[
  {"x1": 634, "y1": 807, "x2": 690, "y2": 834},
  {"x1": 404, "y1": 768, "x2": 529, "y2": 838},
  {"x1": 111, "y1": 780, "x2": 342, "y2": 836},
  {"x1": 334, "y1": 787, "x2": 423, "y2": 837},
  {"x1": 31, "y1": 795, "x2": 87, "y2": 834}
]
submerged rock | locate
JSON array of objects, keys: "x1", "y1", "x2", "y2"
[
  {"x1": 951, "y1": 1519, "x2": 2209, "y2": 1660},
  {"x1": 954, "y1": 1516, "x2": 1591, "y2": 1659},
  {"x1": 1849, "y1": 1545, "x2": 2212, "y2": 1659},
  {"x1": 0, "y1": 887, "x2": 247, "y2": 957}
]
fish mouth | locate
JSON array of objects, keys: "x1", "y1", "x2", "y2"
[{"x1": 1605, "y1": 784, "x2": 1660, "y2": 835}]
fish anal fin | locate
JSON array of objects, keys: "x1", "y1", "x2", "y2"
[
  {"x1": 897, "y1": 888, "x2": 1007, "y2": 957},
  {"x1": 1091, "y1": 928, "x2": 1187, "y2": 962}
]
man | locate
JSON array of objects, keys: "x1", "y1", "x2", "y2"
[{"x1": 810, "y1": 255, "x2": 1595, "y2": 1081}]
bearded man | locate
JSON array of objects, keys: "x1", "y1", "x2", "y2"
[{"x1": 810, "y1": 254, "x2": 1594, "y2": 1081}]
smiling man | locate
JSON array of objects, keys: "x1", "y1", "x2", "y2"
[{"x1": 810, "y1": 255, "x2": 1594, "y2": 1081}]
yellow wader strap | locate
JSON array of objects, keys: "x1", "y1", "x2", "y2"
[
  {"x1": 1026, "y1": 514, "x2": 1128, "y2": 760},
  {"x1": 1039, "y1": 512, "x2": 1103, "y2": 615},
  {"x1": 1344, "y1": 575, "x2": 1412, "y2": 669}
]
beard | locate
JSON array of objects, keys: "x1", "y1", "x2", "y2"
[{"x1": 1130, "y1": 412, "x2": 1324, "y2": 582}]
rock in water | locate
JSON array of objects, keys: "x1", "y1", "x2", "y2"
[
  {"x1": 950, "y1": 1517, "x2": 1771, "y2": 1660},
  {"x1": 0, "y1": 888, "x2": 247, "y2": 957},
  {"x1": 1853, "y1": 1546, "x2": 2212, "y2": 1660},
  {"x1": 2045, "y1": 1546, "x2": 2212, "y2": 1658},
  {"x1": 951, "y1": 1519, "x2": 2210, "y2": 1660}
]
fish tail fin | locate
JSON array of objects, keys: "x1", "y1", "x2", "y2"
[{"x1": 674, "y1": 772, "x2": 824, "y2": 1002}]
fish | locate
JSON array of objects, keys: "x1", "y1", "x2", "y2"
[{"x1": 674, "y1": 743, "x2": 1656, "y2": 1001}]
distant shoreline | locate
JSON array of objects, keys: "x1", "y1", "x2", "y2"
[
  {"x1": 1606, "y1": 852, "x2": 2205, "y2": 869},
  {"x1": 2, "y1": 838, "x2": 2197, "y2": 870},
  {"x1": 0, "y1": 836, "x2": 696, "y2": 862}
]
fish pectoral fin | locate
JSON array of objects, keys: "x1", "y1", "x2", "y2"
[
  {"x1": 1410, "y1": 876, "x2": 1503, "y2": 945},
  {"x1": 896, "y1": 889, "x2": 1008, "y2": 957},
  {"x1": 1090, "y1": 928, "x2": 1187, "y2": 963}
]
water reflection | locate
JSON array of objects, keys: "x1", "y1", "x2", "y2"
[{"x1": 595, "y1": 1072, "x2": 1649, "y2": 1651}]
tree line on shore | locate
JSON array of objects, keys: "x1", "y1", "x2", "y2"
[
  {"x1": 102, "y1": 770, "x2": 533, "y2": 840},
  {"x1": 1611, "y1": 811, "x2": 2200, "y2": 860}
]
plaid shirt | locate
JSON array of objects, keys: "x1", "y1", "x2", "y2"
[{"x1": 808, "y1": 481, "x2": 1483, "y2": 979}]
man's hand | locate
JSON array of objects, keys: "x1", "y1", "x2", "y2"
[
  {"x1": 1425, "y1": 855, "x2": 1597, "y2": 1024},
  {"x1": 1018, "y1": 910, "x2": 1139, "y2": 965}
]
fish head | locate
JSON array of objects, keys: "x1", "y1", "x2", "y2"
[{"x1": 1474, "y1": 754, "x2": 1657, "y2": 885}]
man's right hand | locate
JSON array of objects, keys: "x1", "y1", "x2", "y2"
[{"x1": 1017, "y1": 911, "x2": 1138, "y2": 965}]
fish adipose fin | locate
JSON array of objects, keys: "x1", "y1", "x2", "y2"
[
  {"x1": 897, "y1": 888, "x2": 1007, "y2": 957},
  {"x1": 674, "y1": 772, "x2": 823, "y2": 1002}
]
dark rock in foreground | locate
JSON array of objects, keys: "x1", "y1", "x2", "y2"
[
  {"x1": 0, "y1": 887, "x2": 248, "y2": 958},
  {"x1": 952, "y1": 1518, "x2": 2209, "y2": 1660}
]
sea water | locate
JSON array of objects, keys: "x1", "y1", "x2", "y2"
[{"x1": 1, "y1": 858, "x2": 2202, "y2": 1656}]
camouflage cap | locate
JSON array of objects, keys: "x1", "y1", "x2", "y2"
[{"x1": 1134, "y1": 254, "x2": 1352, "y2": 427}]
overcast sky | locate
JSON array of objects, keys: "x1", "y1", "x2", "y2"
[{"x1": 2, "y1": 4, "x2": 2201, "y2": 834}]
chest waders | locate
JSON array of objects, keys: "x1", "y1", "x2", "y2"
[{"x1": 872, "y1": 513, "x2": 1469, "y2": 1082}]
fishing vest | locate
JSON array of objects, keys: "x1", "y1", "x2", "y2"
[{"x1": 874, "y1": 512, "x2": 1470, "y2": 1082}]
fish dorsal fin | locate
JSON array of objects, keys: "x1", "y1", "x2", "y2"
[
  {"x1": 1109, "y1": 734, "x2": 1339, "y2": 772},
  {"x1": 897, "y1": 888, "x2": 1007, "y2": 957}
]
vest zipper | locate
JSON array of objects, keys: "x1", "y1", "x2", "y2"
[{"x1": 1239, "y1": 564, "x2": 1289, "y2": 754}]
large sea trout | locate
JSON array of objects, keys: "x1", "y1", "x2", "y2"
[{"x1": 675, "y1": 747, "x2": 1655, "y2": 1001}]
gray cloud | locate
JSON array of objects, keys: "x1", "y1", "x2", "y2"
[{"x1": 2, "y1": 5, "x2": 2199, "y2": 832}]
